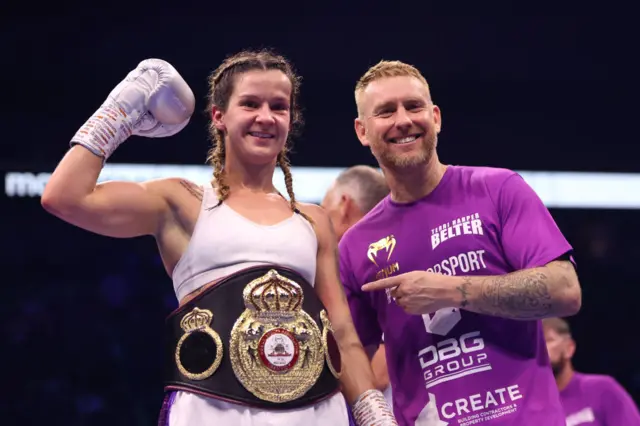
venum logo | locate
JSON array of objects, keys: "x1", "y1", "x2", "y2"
[
  {"x1": 366, "y1": 235, "x2": 401, "y2": 281},
  {"x1": 367, "y1": 235, "x2": 396, "y2": 267}
]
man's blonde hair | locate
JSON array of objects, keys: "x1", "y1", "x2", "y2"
[
  {"x1": 542, "y1": 317, "x2": 572, "y2": 337},
  {"x1": 355, "y1": 60, "x2": 431, "y2": 117}
]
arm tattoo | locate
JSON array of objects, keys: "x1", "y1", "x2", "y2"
[
  {"x1": 457, "y1": 278, "x2": 472, "y2": 308},
  {"x1": 179, "y1": 180, "x2": 203, "y2": 201},
  {"x1": 550, "y1": 260, "x2": 577, "y2": 288},
  {"x1": 480, "y1": 270, "x2": 552, "y2": 319}
]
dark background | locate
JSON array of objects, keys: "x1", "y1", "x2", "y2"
[{"x1": 1, "y1": 13, "x2": 637, "y2": 426}]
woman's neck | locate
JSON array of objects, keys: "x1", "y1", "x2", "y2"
[{"x1": 223, "y1": 156, "x2": 278, "y2": 193}]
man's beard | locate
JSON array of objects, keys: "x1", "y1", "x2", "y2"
[
  {"x1": 374, "y1": 129, "x2": 437, "y2": 169},
  {"x1": 551, "y1": 354, "x2": 567, "y2": 377}
]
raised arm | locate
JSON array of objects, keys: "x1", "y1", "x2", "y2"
[
  {"x1": 301, "y1": 203, "x2": 397, "y2": 425},
  {"x1": 42, "y1": 147, "x2": 170, "y2": 238},
  {"x1": 41, "y1": 58, "x2": 194, "y2": 238}
]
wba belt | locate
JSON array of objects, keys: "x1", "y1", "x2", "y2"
[{"x1": 164, "y1": 265, "x2": 342, "y2": 409}]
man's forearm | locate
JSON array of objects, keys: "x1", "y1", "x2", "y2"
[{"x1": 452, "y1": 260, "x2": 581, "y2": 320}]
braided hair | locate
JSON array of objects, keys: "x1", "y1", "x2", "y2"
[{"x1": 206, "y1": 49, "x2": 311, "y2": 223}]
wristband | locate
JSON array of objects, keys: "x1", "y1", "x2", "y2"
[{"x1": 352, "y1": 389, "x2": 397, "y2": 426}]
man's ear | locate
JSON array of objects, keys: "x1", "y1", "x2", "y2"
[
  {"x1": 565, "y1": 338, "x2": 576, "y2": 359},
  {"x1": 355, "y1": 118, "x2": 370, "y2": 147},
  {"x1": 432, "y1": 104, "x2": 442, "y2": 134},
  {"x1": 338, "y1": 193, "x2": 351, "y2": 220}
]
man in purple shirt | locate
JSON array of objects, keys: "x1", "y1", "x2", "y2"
[
  {"x1": 338, "y1": 60, "x2": 582, "y2": 425},
  {"x1": 543, "y1": 317, "x2": 640, "y2": 425}
]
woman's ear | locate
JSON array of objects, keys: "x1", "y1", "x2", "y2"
[{"x1": 212, "y1": 105, "x2": 226, "y2": 132}]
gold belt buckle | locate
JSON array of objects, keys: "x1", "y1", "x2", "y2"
[
  {"x1": 230, "y1": 269, "x2": 327, "y2": 403},
  {"x1": 175, "y1": 307, "x2": 224, "y2": 381}
]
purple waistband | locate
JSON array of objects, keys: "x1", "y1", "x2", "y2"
[{"x1": 157, "y1": 391, "x2": 177, "y2": 426}]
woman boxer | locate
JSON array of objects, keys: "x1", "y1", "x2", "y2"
[{"x1": 41, "y1": 50, "x2": 395, "y2": 426}]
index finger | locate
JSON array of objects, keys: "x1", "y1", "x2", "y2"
[{"x1": 361, "y1": 277, "x2": 399, "y2": 292}]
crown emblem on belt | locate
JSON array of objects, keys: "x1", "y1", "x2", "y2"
[
  {"x1": 231, "y1": 268, "x2": 325, "y2": 403},
  {"x1": 175, "y1": 307, "x2": 223, "y2": 381},
  {"x1": 242, "y1": 269, "x2": 304, "y2": 314},
  {"x1": 180, "y1": 307, "x2": 213, "y2": 332}
]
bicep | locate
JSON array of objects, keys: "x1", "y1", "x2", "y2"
[
  {"x1": 64, "y1": 180, "x2": 169, "y2": 239},
  {"x1": 545, "y1": 259, "x2": 578, "y2": 281}
]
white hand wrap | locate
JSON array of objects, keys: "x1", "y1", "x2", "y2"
[
  {"x1": 352, "y1": 389, "x2": 398, "y2": 426},
  {"x1": 70, "y1": 58, "x2": 195, "y2": 161}
]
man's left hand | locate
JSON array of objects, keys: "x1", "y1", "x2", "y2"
[{"x1": 361, "y1": 271, "x2": 458, "y2": 315}]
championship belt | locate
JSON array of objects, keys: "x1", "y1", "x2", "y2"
[{"x1": 164, "y1": 265, "x2": 342, "y2": 409}]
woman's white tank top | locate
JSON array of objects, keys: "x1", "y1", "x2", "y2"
[
  {"x1": 166, "y1": 183, "x2": 350, "y2": 425},
  {"x1": 172, "y1": 182, "x2": 318, "y2": 301}
]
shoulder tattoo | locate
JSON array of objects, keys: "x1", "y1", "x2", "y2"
[{"x1": 179, "y1": 180, "x2": 204, "y2": 201}]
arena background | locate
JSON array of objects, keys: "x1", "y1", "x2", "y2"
[{"x1": 2, "y1": 13, "x2": 636, "y2": 425}]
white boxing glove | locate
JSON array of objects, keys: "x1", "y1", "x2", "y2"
[
  {"x1": 70, "y1": 59, "x2": 195, "y2": 160},
  {"x1": 352, "y1": 389, "x2": 398, "y2": 426}
]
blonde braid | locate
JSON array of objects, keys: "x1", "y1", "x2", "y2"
[
  {"x1": 210, "y1": 131, "x2": 230, "y2": 203},
  {"x1": 278, "y1": 151, "x2": 314, "y2": 224}
]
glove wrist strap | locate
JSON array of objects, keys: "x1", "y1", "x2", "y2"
[
  {"x1": 352, "y1": 389, "x2": 397, "y2": 426},
  {"x1": 70, "y1": 100, "x2": 135, "y2": 161}
]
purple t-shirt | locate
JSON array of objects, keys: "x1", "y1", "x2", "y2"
[
  {"x1": 339, "y1": 165, "x2": 573, "y2": 426},
  {"x1": 561, "y1": 372, "x2": 640, "y2": 426}
]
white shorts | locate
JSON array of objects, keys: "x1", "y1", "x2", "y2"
[
  {"x1": 161, "y1": 390, "x2": 351, "y2": 426},
  {"x1": 383, "y1": 385, "x2": 393, "y2": 409}
]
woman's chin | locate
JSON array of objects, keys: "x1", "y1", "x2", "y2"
[{"x1": 243, "y1": 147, "x2": 282, "y2": 165}]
